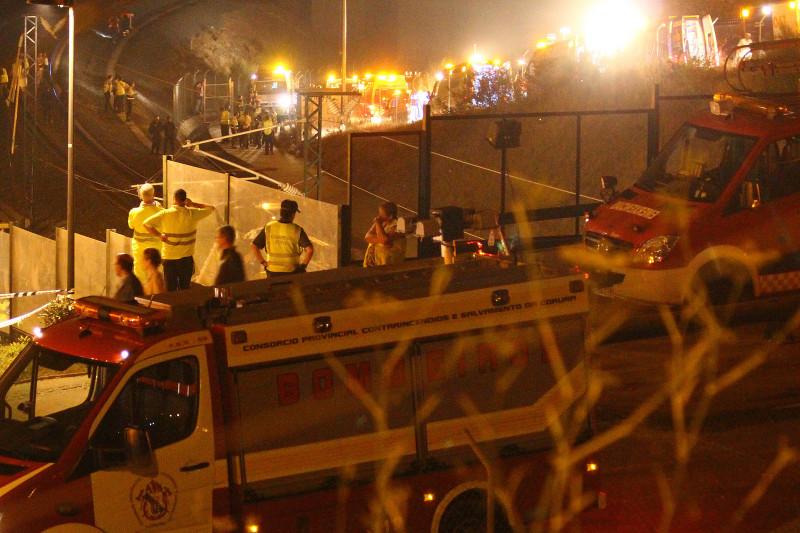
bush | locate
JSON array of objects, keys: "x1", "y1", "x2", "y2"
[
  {"x1": 39, "y1": 295, "x2": 75, "y2": 328},
  {"x1": 0, "y1": 338, "x2": 28, "y2": 375}
]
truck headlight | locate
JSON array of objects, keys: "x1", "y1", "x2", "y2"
[
  {"x1": 278, "y1": 94, "x2": 291, "y2": 110},
  {"x1": 633, "y1": 235, "x2": 678, "y2": 265}
]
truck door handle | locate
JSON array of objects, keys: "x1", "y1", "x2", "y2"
[{"x1": 180, "y1": 461, "x2": 210, "y2": 472}]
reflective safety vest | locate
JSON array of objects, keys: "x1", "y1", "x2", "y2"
[
  {"x1": 143, "y1": 205, "x2": 214, "y2": 260},
  {"x1": 126, "y1": 86, "x2": 136, "y2": 98},
  {"x1": 128, "y1": 203, "x2": 163, "y2": 247},
  {"x1": 102, "y1": 78, "x2": 111, "y2": 93},
  {"x1": 263, "y1": 221, "x2": 301, "y2": 272},
  {"x1": 115, "y1": 80, "x2": 128, "y2": 96},
  {"x1": 230, "y1": 115, "x2": 238, "y2": 127},
  {"x1": 220, "y1": 110, "x2": 230, "y2": 125}
]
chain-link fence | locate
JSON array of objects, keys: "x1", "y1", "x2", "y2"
[{"x1": 173, "y1": 71, "x2": 233, "y2": 126}]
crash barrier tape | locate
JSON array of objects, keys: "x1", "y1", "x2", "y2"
[
  {"x1": 0, "y1": 300, "x2": 56, "y2": 329},
  {"x1": 0, "y1": 289, "x2": 72, "y2": 299}
]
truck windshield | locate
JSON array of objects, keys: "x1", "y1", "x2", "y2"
[
  {"x1": 0, "y1": 343, "x2": 119, "y2": 463},
  {"x1": 635, "y1": 125, "x2": 757, "y2": 203},
  {"x1": 256, "y1": 80, "x2": 287, "y2": 94}
]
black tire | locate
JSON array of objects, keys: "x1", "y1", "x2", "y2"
[
  {"x1": 690, "y1": 262, "x2": 754, "y2": 307},
  {"x1": 436, "y1": 489, "x2": 514, "y2": 533}
]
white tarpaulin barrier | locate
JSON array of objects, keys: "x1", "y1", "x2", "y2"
[
  {"x1": 0, "y1": 226, "x2": 133, "y2": 333},
  {"x1": 11, "y1": 227, "x2": 56, "y2": 330},
  {"x1": 230, "y1": 179, "x2": 341, "y2": 280},
  {"x1": 164, "y1": 159, "x2": 342, "y2": 285},
  {"x1": 57, "y1": 229, "x2": 106, "y2": 299}
]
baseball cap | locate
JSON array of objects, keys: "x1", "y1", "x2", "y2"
[{"x1": 281, "y1": 199, "x2": 300, "y2": 213}]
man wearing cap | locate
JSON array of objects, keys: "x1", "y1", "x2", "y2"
[
  {"x1": 143, "y1": 188, "x2": 215, "y2": 291},
  {"x1": 251, "y1": 199, "x2": 314, "y2": 276}
]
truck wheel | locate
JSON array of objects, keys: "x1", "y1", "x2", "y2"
[
  {"x1": 432, "y1": 483, "x2": 514, "y2": 533},
  {"x1": 689, "y1": 264, "x2": 754, "y2": 307}
]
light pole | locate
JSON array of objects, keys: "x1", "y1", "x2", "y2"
[
  {"x1": 759, "y1": 6, "x2": 771, "y2": 41},
  {"x1": 445, "y1": 63, "x2": 453, "y2": 111},
  {"x1": 341, "y1": 0, "x2": 346, "y2": 126},
  {"x1": 741, "y1": 8, "x2": 750, "y2": 38},
  {"x1": 28, "y1": 0, "x2": 74, "y2": 291}
]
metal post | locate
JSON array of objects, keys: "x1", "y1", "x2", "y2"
[
  {"x1": 23, "y1": 16, "x2": 38, "y2": 225},
  {"x1": 315, "y1": 100, "x2": 323, "y2": 200},
  {"x1": 418, "y1": 104, "x2": 431, "y2": 218},
  {"x1": 647, "y1": 84, "x2": 660, "y2": 164},
  {"x1": 173, "y1": 75, "x2": 182, "y2": 124},
  {"x1": 66, "y1": 6, "x2": 74, "y2": 291},
  {"x1": 500, "y1": 144, "x2": 507, "y2": 214},
  {"x1": 346, "y1": 132, "x2": 352, "y2": 205},
  {"x1": 341, "y1": 0, "x2": 346, "y2": 125},
  {"x1": 575, "y1": 114, "x2": 581, "y2": 235}
]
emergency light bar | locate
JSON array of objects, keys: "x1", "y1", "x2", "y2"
[
  {"x1": 75, "y1": 296, "x2": 164, "y2": 329},
  {"x1": 711, "y1": 93, "x2": 790, "y2": 119}
]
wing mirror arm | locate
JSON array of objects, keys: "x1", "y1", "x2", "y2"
[{"x1": 600, "y1": 175, "x2": 618, "y2": 203}]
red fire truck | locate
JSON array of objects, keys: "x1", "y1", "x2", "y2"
[
  {"x1": 0, "y1": 255, "x2": 597, "y2": 532},
  {"x1": 586, "y1": 93, "x2": 800, "y2": 305}
]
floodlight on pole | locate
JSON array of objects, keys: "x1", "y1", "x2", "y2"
[
  {"x1": 741, "y1": 8, "x2": 750, "y2": 36},
  {"x1": 27, "y1": 0, "x2": 74, "y2": 290},
  {"x1": 758, "y1": 6, "x2": 771, "y2": 41}
]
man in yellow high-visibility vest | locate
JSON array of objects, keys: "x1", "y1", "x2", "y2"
[
  {"x1": 127, "y1": 183, "x2": 163, "y2": 283},
  {"x1": 250, "y1": 199, "x2": 313, "y2": 277},
  {"x1": 143, "y1": 188, "x2": 215, "y2": 290}
]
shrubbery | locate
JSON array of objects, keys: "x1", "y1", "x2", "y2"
[{"x1": 0, "y1": 295, "x2": 75, "y2": 374}]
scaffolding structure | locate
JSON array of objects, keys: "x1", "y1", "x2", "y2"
[
  {"x1": 22, "y1": 16, "x2": 39, "y2": 223},
  {"x1": 298, "y1": 90, "x2": 358, "y2": 199}
]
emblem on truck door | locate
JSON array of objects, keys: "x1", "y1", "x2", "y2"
[{"x1": 130, "y1": 473, "x2": 178, "y2": 526}]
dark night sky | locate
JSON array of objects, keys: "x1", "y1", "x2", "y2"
[
  {"x1": 0, "y1": 0, "x2": 666, "y2": 74},
  {"x1": 313, "y1": 0, "x2": 664, "y2": 71}
]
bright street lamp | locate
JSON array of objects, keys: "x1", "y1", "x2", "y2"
[
  {"x1": 27, "y1": 0, "x2": 74, "y2": 291},
  {"x1": 741, "y1": 8, "x2": 750, "y2": 36}
]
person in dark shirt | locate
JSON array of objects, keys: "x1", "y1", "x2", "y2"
[
  {"x1": 113, "y1": 253, "x2": 144, "y2": 303},
  {"x1": 215, "y1": 225, "x2": 245, "y2": 285}
]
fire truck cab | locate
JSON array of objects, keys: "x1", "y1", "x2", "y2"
[
  {"x1": 251, "y1": 65, "x2": 294, "y2": 120},
  {"x1": 586, "y1": 93, "x2": 800, "y2": 305}
]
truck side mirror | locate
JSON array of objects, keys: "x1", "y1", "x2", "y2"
[
  {"x1": 600, "y1": 175, "x2": 618, "y2": 203},
  {"x1": 740, "y1": 181, "x2": 761, "y2": 209},
  {"x1": 125, "y1": 427, "x2": 154, "y2": 469}
]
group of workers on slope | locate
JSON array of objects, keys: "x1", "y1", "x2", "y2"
[
  {"x1": 103, "y1": 75, "x2": 137, "y2": 121},
  {"x1": 116, "y1": 184, "x2": 406, "y2": 303},
  {"x1": 147, "y1": 115, "x2": 177, "y2": 155},
  {"x1": 101, "y1": 76, "x2": 177, "y2": 155},
  {"x1": 219, "y1": 104, "x2": 276, "y2": 154}
]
